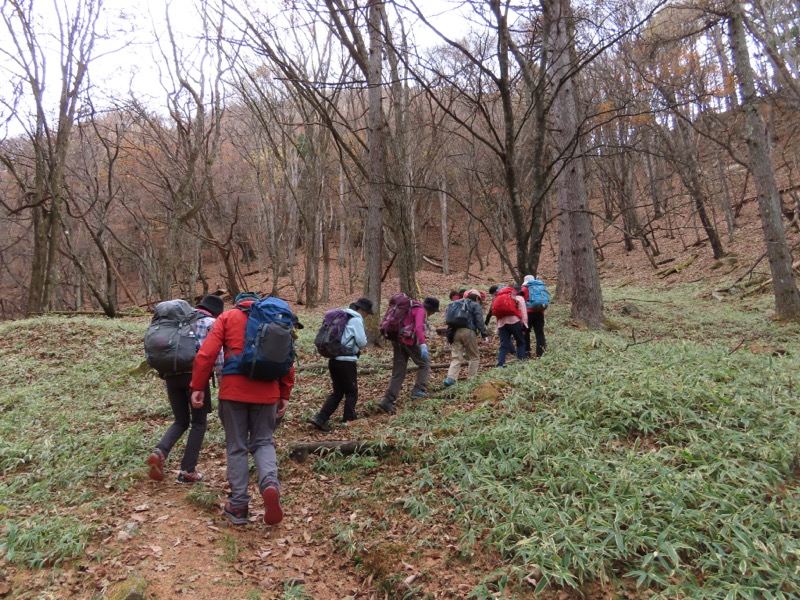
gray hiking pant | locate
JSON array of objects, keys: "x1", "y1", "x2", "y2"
[
  {"x1": 219, "y1": 399, "x2": 279, "y2": 508},
  {"x1": 381, "y1": 340, "x2": 430, "y2": 403}
]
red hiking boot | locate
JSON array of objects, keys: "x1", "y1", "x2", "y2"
[
  {"x1": 261, "y1": 485, "x2": 283, "y2": 525},
  {"x1": 223, "y1": 502, "x2": 249, "y2": 526},
  {"x1": 146, "y1": 449, "x2": 165, "y2": 482}
]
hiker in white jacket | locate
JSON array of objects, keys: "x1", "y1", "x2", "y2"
[{"x1": 308, "y1": 297, "x2": 373, "y2": 431}]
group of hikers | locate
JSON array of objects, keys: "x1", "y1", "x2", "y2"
[{"x1": 143, "y1": 277, "x2": 549, "y2": 527}]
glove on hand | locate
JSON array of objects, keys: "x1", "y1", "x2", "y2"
[{"x1": 420, "y1": 344, "x2": 429, "y2": 360}]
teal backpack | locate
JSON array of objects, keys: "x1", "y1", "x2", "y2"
[{"x1": 523, "y1": 280, "x2": 550, "y2": 311}]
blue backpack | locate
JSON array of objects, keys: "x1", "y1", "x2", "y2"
[
  {"x1": 222, "y1": 297, "x2": 296, "y2": 381},
  {"x1": 523, "y1": 280, "x2": 550, "y2": 311}
]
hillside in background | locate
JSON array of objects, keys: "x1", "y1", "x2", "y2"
[{"x1": 186, "y1": 194, "x2": 796, "y2": 326}]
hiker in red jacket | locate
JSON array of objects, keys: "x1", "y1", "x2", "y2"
[{"x1": 190, "y1": 292, "x2": 294, "y2": 526}]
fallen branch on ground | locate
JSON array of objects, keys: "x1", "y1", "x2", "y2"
[
  {"x1": 296, "y1": 362, "x2": 451, "y2": 373},
  {"x1": 741, "y1": 259, "x2": 800, "y2": 297},
  {"x1": 289, "y1": 440, "x2": 392, "y2": 463},
  {"x1": 422, "y1": 255, "x2": 443, "y2": 269},
  {"x1": 622, "y1": 328, "x2": 656, "y2": 351},
  {"x1": 657, "y1": 255, "x2": 697, "y2": 278}
]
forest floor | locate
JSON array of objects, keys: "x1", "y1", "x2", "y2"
[{"x1": 2, "y1": 198, "x2": 799, "y2": 599}]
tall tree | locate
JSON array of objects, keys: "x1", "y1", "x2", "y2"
[
  {"x1": 125, "y1": 3, "x2": 228, "y2": 301},
  {"x1": 399, "y1": 0, "x2": 549, "y2": 281},
  {"x1": 223, "y1": 0, "x2": 396, "y2": 311},
  {"x1": 543, "y1": 0, "x2": 604, "y2": 328},
  {"x1": 62, "y1": 108, "x2": 137, "y2": 317},
  {"x1": 365, "y1": 0, "x2": 387, "y2": 304},
  {"x1": 727, "y1": 0, "x2": 800, "y2": 319},
  {"x1": 0, "y1": 0, "x2": 102, "y2": 314}
]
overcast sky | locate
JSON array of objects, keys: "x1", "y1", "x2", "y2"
[{"x1": 0, "y1": 0, "x2": 477, "y2": 138}]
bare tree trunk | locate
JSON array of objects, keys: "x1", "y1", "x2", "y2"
[
  {"x1": 545, "y1": 0, "x2": 603, "y2": 328},
  {"x1": 363, "y1": 0, "x2": 385, "y2": 313},
  {"x1": 338, "y1": 164, "x2": 348, "y2": 269},
  {"x1": 715, "y1": 146, "x2": 736, "y2": 243},
  {"x1": 643, "y1": 137, "x2": 663, "y2": 219},
  {"x1": 440, "y1": 177, "x2": 449, "y2": 275},
  {"x1": 383, "y1": 13, "x2": 417, "y2": 297},
  {"x1": 321, "y1": 225, "x2": 331, "y2": 304},
  {"x1": 728, "y1": 2, "x2": 800, "y2": 320},
  {"x1": 555, "y1": 178, "x2": 574, "y2": 302},
  {"x1": 712, "y1": 26, "x2": 739, "y2": 113},
  {"x1": 670, "y1": 111, "x2": 726, "y2": 259}
]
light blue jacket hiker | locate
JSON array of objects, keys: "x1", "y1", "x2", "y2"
[{"x1": 336, "y1": 308, "x2": 367, "y2": 361}]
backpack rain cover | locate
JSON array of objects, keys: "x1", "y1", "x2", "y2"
[
  {"x1": 491, "y1": 288, "x2": 521, "y2": 319},
  {"x1": 144, "y1": 299, "x2": 200, "y2": 376},
  {"x1": 445, "y1": 298, "x2": 471, "y2": 329},
  {"x1": 524, "y1": 280, "x2": 550, "y2": 311}
]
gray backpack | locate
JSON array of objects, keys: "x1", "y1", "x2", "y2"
[
  {"x1": 144, "y1": 300, "x2": 201, "y2": 377},
  {"x1": 445, "y1": 298, "x2": 471, "y2": 329}
]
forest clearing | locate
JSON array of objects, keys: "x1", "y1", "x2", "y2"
[
  {"x1": 0, "y1": 271, "x2": 798, "y2": 599},
  {"x1": 2, "y1": 0, "x2": 800, "y2": 597}
]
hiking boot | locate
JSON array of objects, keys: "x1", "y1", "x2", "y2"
[
  {"x1": 146, "y1": 449, "x2": 165, "y2": 482},
  {"x1": 377, "y1": 398, "x2": 396, "y2": 414},
  {"x1": 223, "y1": 502, "x2": 249, "y2": 525},
  {"x1": 410, "y1": 391, "x2": 428, "y2": 399},
  {"x1": 308, "y1": 415, "x2": 331, "y2": 432},
  {"x1": 176, "y1": 470, "x2": 204, "y2": 484},
  {"x1": 261, "y1": 485, "x2": 283, "y2": 525},
  {"x1": 443, "y1": 378, "x2": 456, "y2": 387}
]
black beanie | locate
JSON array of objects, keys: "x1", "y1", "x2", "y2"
[
  {"x1": 423, "y1": 296, "x2": 440, "y2": 313},
  {"x1": 198, "y1": 294, "x2": 225, "y2": 317}
]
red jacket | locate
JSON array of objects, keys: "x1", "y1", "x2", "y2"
[{"x1": 190, "y1": 300, "x2": 294, "y2": 403}]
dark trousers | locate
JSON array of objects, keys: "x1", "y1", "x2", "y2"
[
  {"x1": 318, "y1": 359, "x2": 359, "y2": 422},
  {"x1": 523, "y1": 311, "x2": 547, "y2": 358},
  {"x1": 497, "y1": 322, "x2": 526, "y2": 366},
  {"x1": 157, "y1": 373, "x2": 211, "y2": 473}
]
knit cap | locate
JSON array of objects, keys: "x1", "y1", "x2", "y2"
[{"x1": 234, "y1": 291, "x2": 260, "y2": 304}]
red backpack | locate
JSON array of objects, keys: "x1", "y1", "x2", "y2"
[{"x1": 491, "y1": 287, "x2": 521, "y2": 319}]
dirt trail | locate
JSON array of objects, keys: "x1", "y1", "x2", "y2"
[
  {"x1": 72, "y1": 358, "x2": 495, "y2": 600},
  {"x1": 87, "y1": 405, "x2": 495, "y2": 600},
  {"x1": 106, "y1": 447, "x2": 365, "y2": 600}
]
